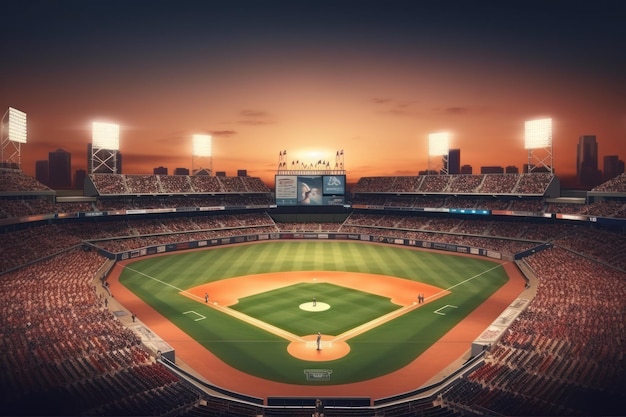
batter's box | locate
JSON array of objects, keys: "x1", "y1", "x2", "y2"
[
  {"x1": 183, "y1": 310, "x2": 206, "y2": 321},
  {"x1": 434, "y1": 305, "x2": 458, "y2": 315}
]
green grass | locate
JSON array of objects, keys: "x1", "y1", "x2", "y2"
[
  {"x1": 119, "y1": 241, "x2": 509, "y2": 384},
  {"x1": 231, "y1": 282, "x2": 400, "y2": 336}
]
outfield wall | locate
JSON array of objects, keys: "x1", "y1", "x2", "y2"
[{"x1": 105, "y1": 232, "x2": 510, "y2": 262}]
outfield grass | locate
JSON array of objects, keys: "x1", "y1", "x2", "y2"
[{"x1": 119, "y1": 241, "x2": 509, "y2": 384}]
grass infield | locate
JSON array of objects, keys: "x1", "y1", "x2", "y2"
[
  {"x1": 231, "y1": 282, "x2": 399, "y2": 336},
  {"x1": 119, "y1": 241, "x2": 508, "y2": 385}
]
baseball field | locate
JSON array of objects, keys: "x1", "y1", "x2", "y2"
[{"x1": 110, "y1": 240, "x2": 525, "y2": 400}]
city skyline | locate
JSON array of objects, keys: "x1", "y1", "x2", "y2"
[{"x1": 2, "y1": 0, "x2": 625, "y2": 188}]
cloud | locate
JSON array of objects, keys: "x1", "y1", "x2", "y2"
[
  {"x1": 442, "y1": 106, "x2": 469, "y2": 115},
  {"x1": 210, "y1": 130, "x2": 237, "y2": 137},
  {"x1": 432, "y1": 106, "x2": 488, "y2": 116},
  {"x1": 371, "y1": 98, "x2": 417, "y2": 117},
  {"x1": 240, "y1": 110, "x2": 269, "y2": 118},
  {"x1": 237, "y1": 109, "x2": 275, "y2": 126},
  {"x1": 237, "y1": 120, "x2": 275, "y2": 126}
]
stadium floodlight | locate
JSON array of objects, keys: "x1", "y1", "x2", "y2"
[
  {"x1": 193, "y1": 134, "x2": 212, "y2": 157},
  {"x1": 92, "y1": 122, "x2": 120, "y2": 150},
  {"x1": 8, "y1": 107, "x2": 27, "y2": 143},
  {"x1": 428, "y1": 132, "x2": 450, "y2": 156},
  {"x1": 525, "y1": 118, "x2": 552, "y2": 149}
]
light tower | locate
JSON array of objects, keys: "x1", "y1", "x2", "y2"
[
  {"x1": 428, "y1": 132, "x2": 450, "y2": 174},
  {"x1": 525, "y1": 118, "x2": 553, "y2": 173},
  {"x1": 192, "y1": 134, "x2": 212, "y2": 175},
  {"x1": 1, "y1": 107, "x2": 27, "y2": 168},
  {"x1": 91, "y1": 122, "x2": 120, "y2": 174}
]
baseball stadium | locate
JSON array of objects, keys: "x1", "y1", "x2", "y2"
[
  {"x1": 1, "y1": 136, "x2": 625, "y2": 417},
  {"x1": 3, "y1": 0, "x2": 626, "y2": 414}
]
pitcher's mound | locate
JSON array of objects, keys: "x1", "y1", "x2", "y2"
[
  {"x1": 287, "y1": 334, "x2": 350, "y2": 361},
  {"x1": 299, "y1": 302, "x2": 330, "y2": 312}
]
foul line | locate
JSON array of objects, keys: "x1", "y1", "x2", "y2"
[
  {"x1": 428, "y1": 264, "x2": 504, "y2": 302},
  {"x1": 336, "y1": 263, "x2": 505, "y2": 341},
  {"x1": 119, "y1": 264, "x2": 305, "y2": 342},
  {"x1": 120, "y1": 265, "x2": 204, "y2": 302}
]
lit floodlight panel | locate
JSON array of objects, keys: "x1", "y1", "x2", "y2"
[
  {"x1": 525, "y1": 118, "x2": 552, "y2": 149},
  {"x1": 92, "y1": 122, "x2": 120, "y2": 150},
  {"x1": 193, "y1": 134, "x2": 212, "y2": 157},
  {"x1": 8, "y1": 107, "x2": 27, "y2": 143},
  {"x1": 428, "y1": 132, "x2": 450, "y2": 156}
]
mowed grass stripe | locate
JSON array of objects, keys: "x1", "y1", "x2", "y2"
[
  {"x1": 346, "y1": 241, "x2": 370, "y2": 272},
  {"x1": 382, "y1": 245, "x2": 418, "y2": 279},
  {"x1": 330, "y1": 241, "x2": 347, "y2": 269},
  {"x1": 120, "y1": 241, "x2": 510, "y2": 385}
]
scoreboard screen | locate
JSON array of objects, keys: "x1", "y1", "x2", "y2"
[{"x1": 275, "y1": 175, "x2": 346, "y2": 206}]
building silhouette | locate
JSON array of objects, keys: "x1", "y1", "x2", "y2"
[
  {"x1": 460, "y1": 164, "x2": 472, "y2": 174},
  {"x1": 481, "y1": 166, "x2": 504, "y2": 174},
  {"x1": 174, "y1": 167, "x2": 190, "y2": 175},
  {"x1": 603, "y1": 155, "x2": 625, "y2": 182},
  {"x1": 74, "y1": 169, "x2": 86, "y2": 190},
  {"x1": 35, "y1": 160, "x2": 49, "y2": 186},
  {"x1": 447, "y1": 149, "x2": 461, "y2": 174},
  {"x1": 48, "y1": 148, "x2": 72, "y2": 189},
  {"x1": 576, "y1": 135, "x2": 602, "y2": 187}
]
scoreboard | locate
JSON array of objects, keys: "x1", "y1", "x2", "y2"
[{"x1": 275, "y1": 175, "x2": 346, "y2": 206}]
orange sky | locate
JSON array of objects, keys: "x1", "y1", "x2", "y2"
[{"x1": 1, "y1": 0, "x2": 625, "y2": 188}]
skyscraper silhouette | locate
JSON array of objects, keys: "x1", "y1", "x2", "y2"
[
  {"x1": 576, "y1": 135, "x2": 602, "y2": 187},
  {"x1": 603, "y1": 155, "x2": 625, "y2": 182},
  {"x1": 48, "y1": 148, "x2": 72, "y2": 189},
  {"x1": 447, "y1": 149, "x2": 461, "y2": 175}
]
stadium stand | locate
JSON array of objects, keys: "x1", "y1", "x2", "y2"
[
  {"x1": 1, "y1": 167, "x2": 624, "y2": 416},
  {"x1": 440, "y1": 247, "x2": 625, "y2": 416},
  {"x1": 591, "y1": 172, "x2": 626, "y2": 193}
]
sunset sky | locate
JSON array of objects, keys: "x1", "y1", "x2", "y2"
[{"x1": 1, "y1": 0, "x2": 625, "y2": 188}]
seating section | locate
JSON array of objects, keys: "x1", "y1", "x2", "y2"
[
  {"x1": 440, "y1": 246, "x2": 625, "y2": 416},
  {"x1": 0, "y1": 168, "x2": 51, "y2": 192},
  {"x1": 0, "y1": 248, "x2": 201, "y2": 416},
  {"x1": 88, "y1": 173, "x2": 271, "y2": 195},
  {"x1": 592, "y1": 172, "x2": 626, "y2": 192},
  {"x1": 352, "y1": 173, "x2": 553, "y2": 195}
]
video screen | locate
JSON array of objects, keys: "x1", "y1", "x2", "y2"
[{"x1": 275, "y1": 175, "x2": 345, "y2": 206}]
